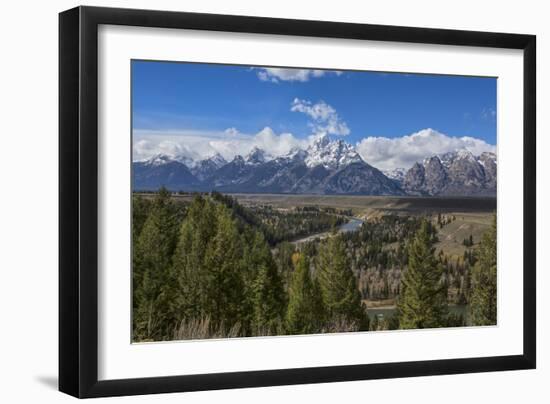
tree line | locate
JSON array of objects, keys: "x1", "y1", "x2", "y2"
[
  {"x1": 133, "y1": 189, "x2": 497, "y2": 341},
  {"x1": 133, "y1": 189, "x2": 368, "y2": 341},
  {"x1": 397, "y1": 216, "x2": 497, "y2": 328}
]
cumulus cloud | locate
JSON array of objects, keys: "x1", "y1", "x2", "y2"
[
  {"x1": 291, "y1": 98, "x2": 350, "y2": 136},
  {"x1": 133, "y1": 127, "x2": 309, "y2": 162},
  {"x1": 252, "y1": 127, "x2": 308, "y2": 155},
  {"x1": 134, "y1": 126, "x2": 495, "y2": 172},
  {"x1": 256, "y1": 68, "x2": 342, "y2": 83},
  {"x1": 133, "y1": 138, "x2": 201, "y2": 161},
  {"x1": 224, "y1": 127, "x2": 240, "y2": 137},
  {"x1": 355, "y1": 128, "x2": 496, "y2": 171}
]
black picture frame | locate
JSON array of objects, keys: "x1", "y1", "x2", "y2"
[{"x1": 59, "y1": 5, "x2": 536, "y2": 398}]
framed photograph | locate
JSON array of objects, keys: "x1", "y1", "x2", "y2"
[{"x1": 59, "y1": 6, "x2": 536, "y2": 398}]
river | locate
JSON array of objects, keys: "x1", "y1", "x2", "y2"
[
  {"x1": 291, "y1": 216, "x2": 364, "y2": 244},
  {"x1": 338, "y1": 217, "x2": 364, "y2": 233},
  {"x1": 289, "y1": 216, "x2": 468, "y2": 324}
]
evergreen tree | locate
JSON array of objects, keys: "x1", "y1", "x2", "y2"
[
  {"x1": 133, "y1": 188, "x2": 180, "y2": 341},
  {"x1": 286, "y1": 254, "x2": 325, "y2": 334},
  {"x1": 469, "y1": 216, "x2": 497, "y2": 326},
  {"x1": 274, "y1": 241, "x2": 295, "y2": 288},
  {"x1": 317, "y1": 236, "x2": 369, "y2": 331},
  {"x1": 398, "y1": 220, "x2": 448, "y2": 329},
  {"x1": 172, "y1": 197, "x2": 247, "y2": 333},
  {"x1": 203, "y1": 205, "x2": 246, "y2": 331},
  {"x1": 171, "y1": 196, "x2": 219, "y2": 322},
  {"x1": 172, "y1": 195, "x2": 287, "y2": 337},
  {"x1": 132, "y1": 194, "x2": 152, "y2": 242},
  {"x1": 245, "y1": 231, "x2": 286, "y2": 335}
]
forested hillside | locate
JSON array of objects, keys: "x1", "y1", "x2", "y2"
[{"x1": 132, "y1": 189, "x2": 497, "y2": 341}]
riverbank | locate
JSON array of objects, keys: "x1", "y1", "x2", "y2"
[{"x1": 291, "y1": 217, "x2": 364, "y2": 244}]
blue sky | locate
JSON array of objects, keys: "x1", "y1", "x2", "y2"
[{"x1": 132, "y1": 60, "x2": 497, "y2": 170}]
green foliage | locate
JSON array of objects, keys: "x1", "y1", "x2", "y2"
[
  {"x1": 446, "y1": 312, "x2": 466, "y2": 327},
  {"x1": 171, "y1": 197, "x2": 246, "y2": 333},
  {"x1": 245, "y1": 232, "x2": 286, "y2": 335},
  {"x1": 469, "y1": 216, "x2": 497, "y2": 326},
  {"x1": 398, "y1": 220, "x2": 448, "y2": 329},
  {"x1": 247, "y1": 205, "x2": 346, "y2": 245},
  {"x1": 286, "y1": 254, "x2": 326, "y2": 335},
  {"x1": 171, "y1": 195, "x2": 217, "y2": 322},
  {"x1": 274, "y1": 241, "x2": 295, "y2": 288},
  {"x1": 340, "y1": 215, "x2": 429, "y2": 275},
  {"x1": 133, "y1": 188, "x2": 181, "y2": 341},
  {"x1": 170, "y1": 195, "x2": 286, "y2": 338},
  {"x1": 463, "y1": 234, "x2": 474, "y2": 247},
  {"x1": 317, "y1": 236, "x2": 369, "y2": 331},
  {"x1": 132, "y1": 194, "x2": 152, "y2": 242},
  {"x1": 132, "y1": 189, "x2": 483, "y2": 341},
  {"x1": 203, "y1": 204, "x2": 247, "y2": 329}
]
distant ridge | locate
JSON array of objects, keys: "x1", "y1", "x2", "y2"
[{"x1": 133, "y1": 136, "x2": 496, "y2": 196}]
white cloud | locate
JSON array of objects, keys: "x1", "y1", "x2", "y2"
[
  {"x1": 224, "y1": 127, "x2": 240, "y2": 137},
  {"x1": 256, "y1": 68, "x2": 342, "y2": 83},
  {"x1": 252, "y1": 127, "x2": 308, "y2": 156},
  {"x1": 291, "y1": 98, "x2": 350, "y2": 136},
  {"x1": 133, "y1": 138, "x2": 201, "y2": 161},
  {"x1": 355, "y1": 128, "x2": 496, "y2": 171},
  {"x1": 134, "y1": 127, "x2": 495, "y2": 172},
  {"x1": 133, "y1": 127, "x2": 309, "y2": 162}
]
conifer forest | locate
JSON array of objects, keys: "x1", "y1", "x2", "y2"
[{"x1": 132, "y1": 189, "x2": 497, "y2": 342}]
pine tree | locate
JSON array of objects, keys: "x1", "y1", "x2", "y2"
[
  {"x1": 133, "y1": 187, "x2": 180, "y2": 341},
  {"x1": 171, "y1": 195, "x2": 295, "y2": 338},
  {"x1": 317, "y1": 236, "x2": 369, "y2": 331},
  {"x1": 469, "y1": 216, "x2": 497, "y2": 326},
  {"x1": 286, "y1": 254, "x2": 325, "y2": 335},
  {"x1": 132, "y1": 194, "x2": 152, "y2": 242},
  {"x1": 171, "y1": 196, "x2": 219, "y2": 322},
  {"x1": 274, "y1": 241, "x2": 295, "y2": 288},
  {"x1": 398, "y1": 220, "x2": 448, "y2": 329},
  {"x1": 203, "y1": 205, "x2": 246, "y2": 331},
  {"x1": 245, "y1": 231, "x2": 286, "y2": 335},
  {"x1": 172, "y1": 197, "x2": 247, "y2": 334}
]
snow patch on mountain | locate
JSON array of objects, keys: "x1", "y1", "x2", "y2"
[
  {"x1": 304, "y1": 134, "x2": 364, "y2": 169},
  {"x1": 383, "y1": 168, "x2": 407, "y2": 183},
  {"x1": 244, "y1": 146, "x2": 272, "y2": 165}
]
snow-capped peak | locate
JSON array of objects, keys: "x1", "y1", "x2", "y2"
[
  {"x1": 142, "y1": 152, "x2": 227, "y2": 169},
  {"x1": 305, "y1": 134, "x2": 364, "y2": 169},
  {"x1": 203, "y1": 152, "x2": 227, "y2": 168},
  {"x1": 383, "y1": 167, "x2": 407, "y2": 182},
  {"x1": 144, "y1": 153, "x2": 175, "y2": 166},
  {"x1": 283, "y1": 147, "x2": 308, "y2": 161},
  {"x1": 412, "y1": 148, "x2": 497, "y2": 173},
  {"x1": 477, "y1": 151, "x2": 497, "y2": 168},
  {"x1": 142, "y1": 152, "x2": 197, "y2": 168},
  {"x1": 245, "y1": 147, "x2": 271, "y2": 165},
  {"x1": 455, "y1": 148, "x2": 476, "y2": 160},
  {"x1": 311, "y1": 133, "x2": 332, "y2": 149},
  {"x1": 437, "y1": 149, "x2": 477, "y2": 168}
]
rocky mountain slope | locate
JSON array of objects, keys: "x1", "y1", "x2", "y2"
[
  {"x1": 133, "y1": 135, "x2": 496, "y2": 196},
  {"x1": 402, "y1": 150, "x2": 497, "y2": 196},
  {"x1": 133, "y1": 134, "x2": 402, "y2": 195}
]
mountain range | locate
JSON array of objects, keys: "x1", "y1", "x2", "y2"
[
  {"x1": 133, "y1": 134, "x2": 496, "y2": 196},
  {"x1": 399, "y1": 149, "x2": 497, "y2": 196}
]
